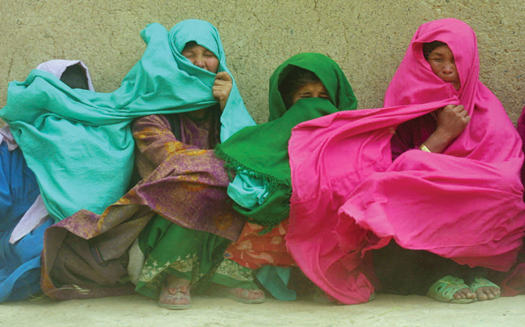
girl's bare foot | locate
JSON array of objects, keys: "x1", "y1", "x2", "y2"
[
  {"x1": 470, "y1": 277, "x2": 501, "y2": 301},
  {"x1": 474, "y1": 286, "x2": 500, "y2": 300},
  {"x1": 452, "y1": 287, "x2": 476, "y2": 300},
  {"x1": 427, "y1": 276, "x2": 476, "y2": 303}
]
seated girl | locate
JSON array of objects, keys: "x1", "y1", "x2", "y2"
[
  {"x1": 20, "y1": 20, "x2": 254, "y2": 305},
  {"x1": 215, "y1": 53, "x2": 358, "y2": 300},
  {"x1": 0, "y1": 60, "x2": 92, "y2": 302},
  {"x1": 130, "y1": 24, "x2": 263, "y2": 310},
  {"x1": 374, "y1": 40, "x2": 500, "y2": 302},
  {"x1": 285, "y1": 18, "x2": 525, "y2": 305}
]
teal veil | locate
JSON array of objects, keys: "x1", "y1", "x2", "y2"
[{"x1": 0, "y1": 20, "x2": 255, "y2": 221}]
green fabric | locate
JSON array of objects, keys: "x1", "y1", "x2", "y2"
[
  {"x1": 257, "y1": 266, "x2": 297, "y2": 301},
  {"x1": 0, "y1": 20, "x2": 255, "y2": 221},
  {"x1": 215, "y1": 53, "x2": 357, "y2": 229},
  {"x1": 135, "y1": 214, "x2": 231, "y2": 299},
  {"x1": 212, "y1": 259, "x2": 258, "y2": 289},
  {"x1": 135, "y1": 215, "x2": 257, "y2": 298}
]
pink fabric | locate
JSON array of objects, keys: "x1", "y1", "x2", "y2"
[
  {"x1": 517, "y1": 106, "x2": 525, "y2": 201},
  {"x1": 286, "y1": 18, "x2": 525, "y2": 305}
]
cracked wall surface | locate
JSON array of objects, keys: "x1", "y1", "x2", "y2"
[{"x1": 1, "y1": 0, "x2": 524, "y2": 126}]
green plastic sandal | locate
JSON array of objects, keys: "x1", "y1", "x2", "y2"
[
  {"x1": 427, "y1": 275, "x2": 476, "y2": 304},
  {"x1": 469, "y1": 277, "x2": 501, "y2": 301}
]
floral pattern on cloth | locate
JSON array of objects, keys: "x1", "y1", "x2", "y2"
[
  {"x1": 139, "y1": 255, "x2": 206, "y2": 287},
  {"x1": 215, "y1": 258, "x2": 256, "y2": 282},
  {"x1": 139, "y1": 254, "x2": 199, "y2": 284},
  {"x1": 225, "y1": 219, "x2": 296, "y2": 270}
]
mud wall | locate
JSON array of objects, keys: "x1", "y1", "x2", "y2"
[{"x1": 1, "y1": 0, "x2": 524, "y2": 125}]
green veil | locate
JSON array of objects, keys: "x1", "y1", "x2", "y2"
[
  {"x1": 215, "y1": 53, "x2": 357, "y2": 229},
  {"x1": 0, "y1": 20, "x2": 255, "y2": 221}
]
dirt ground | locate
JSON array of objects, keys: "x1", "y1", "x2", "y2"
[{"x1": 1, "y1": 292, "x2": 524, "y2": 327}]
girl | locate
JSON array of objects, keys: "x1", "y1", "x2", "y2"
[
  {"x1": 216, "y1": 53, "x2": 358, "y2": 301},
  {"x1": 286, "y1": 18, "x2": 525, "y2": 304}
]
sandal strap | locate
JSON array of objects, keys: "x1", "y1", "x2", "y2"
[
  {"x1": 166, "y1": 285, "x2": 190, "y2": 295},
  {"x1": 469, "y1": 277, "x2": 500, "y2": 292},
  {"x1": 427, "y1": 275, "x2": 475, "y2": 303}
]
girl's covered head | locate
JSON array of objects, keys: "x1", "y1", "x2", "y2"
[
  {"x1": 167, "y1": 19, "x2": 255, "y2": 141},
  {"x1": 181, "y1": 41, "x2": 219, "y2": 73},
  {"x1": 385, "y1": 18, "x2": 479, "y2": 107},
  {"x1": 169, "y1": 19, "x2": 225, "y2": 79},
  {"x1": 35, "y1": 60, "x2": 94, "y2": 91},
  {"x1": 423, "y1": 41, "x2": 460, "y2": 91},
  {"x1": 59, "y1": 64, "x2": 90, "y2": 90},
  {"x1": 278, "y1": 67, "x2": 329, "y2": 109},
  {"x1": 268, "y1": 53, "x2": 357, "y2": 121}
]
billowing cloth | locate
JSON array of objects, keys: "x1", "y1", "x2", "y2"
[
  {"x1": 0, "y1": 20, "x2": 254, "y2": 222},
  {"x1": 0, "y1": 60, "x2": 92, "y2": 302},
  {"x1": 287, "y1": 18, "x2": 525, "y2": 304},
  {"x1": 216, "y1": 53, "x2": 357, "y2": 229},
  {"x1": 40, "y1": 20, "x2": 252, "y2": 300}
]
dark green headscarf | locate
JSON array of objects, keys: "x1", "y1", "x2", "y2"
[{"x1": 215, "y1": 53, "x2": 357, "y2": 229}]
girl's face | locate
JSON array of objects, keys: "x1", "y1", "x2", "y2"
[
  {"x1": 182, "y1": 44, "x2": 219, "y2": 73},
  {"x1": 427, "y1": 44, "x2": 460, "y2": 90},
  {"x1": 291, "y1": 82, "x2": 329, "y2": 105}
]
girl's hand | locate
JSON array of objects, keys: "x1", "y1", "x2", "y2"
[
  {"x1": 213, "y1": 72, "x2": 233, "y2": 111},
  {"x1": 434, "y1": 104, "x2": 470, "y2": 143},
  {"x1": 421, "y1": 104, "x2": 470, "y2": 153}
]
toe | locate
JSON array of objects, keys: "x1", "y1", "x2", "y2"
[
  {"x1": 476, "y1": 287, "x2": 489, "y2": 301},
  {"x1": 455, "y1": 287, "x2": 475, "y2": 299}
]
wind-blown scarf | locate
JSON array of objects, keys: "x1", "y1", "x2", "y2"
[
  {"x1": 287, "y1": 18, "x2": 525, "y2": 304},
  {"x1": 215, "y1": 53, "x2": 357, "y2": 229},
  {"x1": 0, "y1": 20, "x2": 254, "y2": 222}
]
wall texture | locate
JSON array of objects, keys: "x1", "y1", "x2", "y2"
[{"x1": 1, "y1": 0, "x2": 524, "y2": 125}]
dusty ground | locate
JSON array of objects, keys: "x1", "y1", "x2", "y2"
[{"x1": 1, "y1": 292, "x2": 524, "y2": 327}]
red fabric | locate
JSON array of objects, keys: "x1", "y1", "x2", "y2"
[{"x1": 225, "y1": 219, "x2": 296, "y2": 270}]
